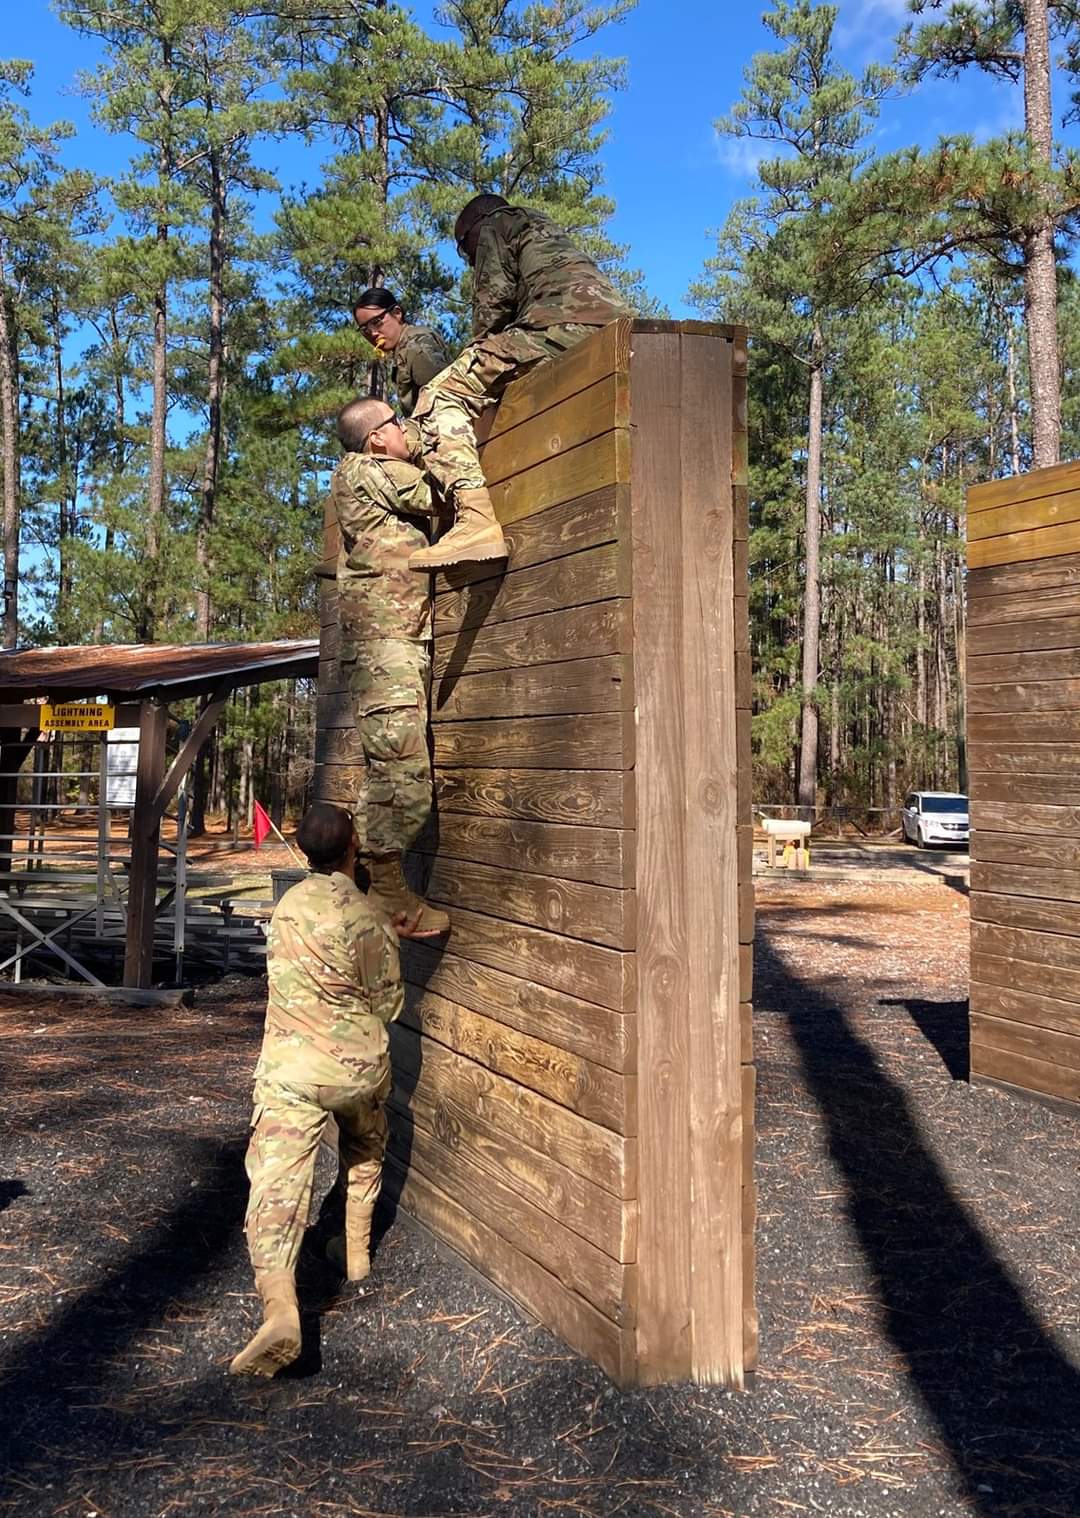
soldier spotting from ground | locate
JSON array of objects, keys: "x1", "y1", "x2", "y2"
[
  {"x1": 405, "y1": 193, "x2": 635, "y2": 572},
  {"x1": 328, "y1": 396, "x2": 450, "y2": 937},
  {"x1": 230, "y1": 802, "x2": 408, "y2": 1378},
  {"x1": 351, "y1": 288, "x2": 451, "y2": 418}
]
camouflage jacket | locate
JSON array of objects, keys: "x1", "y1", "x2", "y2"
[
  {"x1": 390, "y1": 323, "x2": 450, "y2": 416},
  {"x1": 256, "y1": 870, "x2": 403, "y2": 1086},
  {"x1": 471, "y1": 206, "x2": 634, "y2": 339},
  {"x1": 330, "y1": 440, "x2": 434, "y2": 651}
]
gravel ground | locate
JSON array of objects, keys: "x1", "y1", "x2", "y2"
[{"x1": 1, "y1": 877, "x2": 1079, "y2": 1518}]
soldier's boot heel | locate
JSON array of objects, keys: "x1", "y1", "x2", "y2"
[
  {"x1": 364, "y1": 853, "x2": 450, "y2": 938},
  {"x1": 327, "y1": 1197, "x2": 377, "y2": 1282},
  {"x1": 228, "y1": 1270, "x2": 301, "y2": 1378},
  {"x1": 408, "y1": 487, "x2": 508, "y2": 571}
]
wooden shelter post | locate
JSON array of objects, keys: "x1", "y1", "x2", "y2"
[{"x1": 123, "y1": 699, "x2": 168, "y2": 988}]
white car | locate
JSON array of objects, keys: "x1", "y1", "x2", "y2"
[{"x1": 901, "y1": 791, "x2": 969, "y2": 849}]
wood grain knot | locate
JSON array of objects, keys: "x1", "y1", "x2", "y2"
[
  {"x1": 649, "y1": 953, "x2": 683, "y2": 998},
  {"x1": 547, "y1": 434, "x2": 562, "y2": 454}
]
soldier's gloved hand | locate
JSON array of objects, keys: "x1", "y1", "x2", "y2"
[{"x1": 390, "y1": 908, "x2": 425, "y2": 939}]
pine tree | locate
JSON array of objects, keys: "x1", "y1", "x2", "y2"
[{"x1": 690, "y1": 1, "x2": 893, "y2": 808}]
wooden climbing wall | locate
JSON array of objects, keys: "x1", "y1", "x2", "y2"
[
  {"x1": 967, "y1": 460, "x2": 1080, "y2": 1112},
  {"x1": 315, "y1": 319, "x2": 755, "y2": 1385}
]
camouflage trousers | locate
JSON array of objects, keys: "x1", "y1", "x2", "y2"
[
  {"x1": 412, "y1": 324, "x2": 597, "y2": 499},
  {"x1": 342, "y1": 638, "x2": 432, "y2": 857},
  {"x1": 243, "y1": 1065, "x2": 391, "y2": 1275}
]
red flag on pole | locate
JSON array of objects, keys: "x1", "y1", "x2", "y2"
[{"x1": 253, "y1": 800, "x2": 272, "y2": 850}]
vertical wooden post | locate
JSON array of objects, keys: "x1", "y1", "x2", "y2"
[
  {"x1": 630, "y1": 322, "x2": 749, "y2": 1386},
  {"x1": 123, "y1": 700, "x2": 167, "y2": 988}
]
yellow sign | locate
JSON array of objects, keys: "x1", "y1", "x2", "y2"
[{"x1": 40, "y1": 702, "x2": 116, "y2": 733}]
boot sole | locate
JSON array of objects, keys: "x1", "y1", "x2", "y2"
[
  {"x1": 409, "y1": 546, "x2": 508, "y2": 571},
  {"x1": 228, "y1": 1334, "x2": 301, "y2": 1378}
]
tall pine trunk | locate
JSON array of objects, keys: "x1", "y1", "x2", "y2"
[
  {"x1": 196, "y1": 146, "x2": 225, "y2": 643},
  {"x1": 144, "y1": 37, "x2": 174, "y2": 641},
  {"x1": 797, "y1": 329, "x2": 823, "y2": 809},
  {"x1": 1023, "y1": 0, "x2": 1060, "y2": 469},
  {"x1": 0, "y1": 263, "x2": 18, "y2": 650}
]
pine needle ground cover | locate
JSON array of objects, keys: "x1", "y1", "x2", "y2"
[{"x1": 1, "y1": 881, "x2": 1078, "y2": 1518}]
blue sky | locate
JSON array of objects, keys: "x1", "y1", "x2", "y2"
[{"x1": 7, "y1": 0, "x2": 1041, "y2": 317}]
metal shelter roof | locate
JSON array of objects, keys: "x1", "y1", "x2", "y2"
[{"x1": 0, "y1": 641, "x2": 320, "y2": 703}]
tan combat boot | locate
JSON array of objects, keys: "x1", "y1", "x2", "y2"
[
  {"x1": 365, "y1": 853, "x2": 450, "y2": 937},
  {"x1": 326, "y1": 1195, "x2": 377, "y2": 1282},
  {"x1": 408, "y1": 487, "x2": 507, "y2": 571},
  {"x1": 228, "y1": 1269, "x2": 301, "y2": 1378}
]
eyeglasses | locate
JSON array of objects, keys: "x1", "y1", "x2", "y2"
[
  {"x1": 371, "y1": 413, "x2": 403, "y2": 433},
  {"x1": 356, "y1": 309, "x2": 393, "y2": 340}
]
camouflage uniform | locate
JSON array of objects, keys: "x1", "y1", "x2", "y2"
[
  {"x1": 389, "y1": 323, "x2": 451, "y2": 417},
  {"x1": 243, "y1": 869, "x2": 403, "y2": 1274},
  {"x1": 412, "y1": 206, "x2": 634, "y2": 500},
  {"x1": 330, "y1": 442, "x2": 436, "y2": 856}
]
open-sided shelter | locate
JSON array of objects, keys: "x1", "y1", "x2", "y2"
[{"x1": 0, "y1": 641, "x2": 318, "y2": 993}]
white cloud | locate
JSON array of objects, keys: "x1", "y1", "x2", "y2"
[{"x1": 714, "y1": 132, "x2": 782, "y2": 179}]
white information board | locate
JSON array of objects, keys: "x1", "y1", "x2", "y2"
[{"x1": 106, "y1": 727, "x2": 139, "y2": 807}]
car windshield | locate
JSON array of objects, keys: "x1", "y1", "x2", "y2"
[{"x1": 921, "y1": 795, "x2": 967, "y2": 814}]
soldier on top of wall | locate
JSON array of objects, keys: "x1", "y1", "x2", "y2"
[
  {"x1": 351, "y1": 288, "x2": 451, "y2": 418},
  {"x1": 406, "y1": 193, "x2": 635, "y2": 574},
  {"x1": 328, "y1": 394, "x2": 449, "y2": 938}
]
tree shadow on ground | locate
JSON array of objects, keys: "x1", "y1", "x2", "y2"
[
  {"x1": 760, "y1": 938, "x2": 1080, "y2": 1516},
  {"x1": 881, "y1": 995, "x2": 970, "y2": 1080},
  {"x1": 0, "y1": 1178, "x2": 27, "y2": 1211}
]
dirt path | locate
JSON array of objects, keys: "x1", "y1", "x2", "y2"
[{"x1": 1, "y1": 879, "x2": 1078, "y2": 1516}]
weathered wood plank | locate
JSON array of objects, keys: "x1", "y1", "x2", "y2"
[
  {"x1": 978, "y1": 801, "x2": 1080, "y2": 837},
  {"x1": 491, "y1": 429, "x2": 630, "y2": 529},
  {"x1": 971, "y1": 860, "x2": 1080, "y2": 904},
  {"x1": 434, "y1": 540, "x2": 630, "y2": 637},
  {"x1": 483, "y1": 321, "x2": 630, "y2": 442},
  {"x1": 430, "y1": 655, "x2": 633, "y2": 723},
  {"x1": 967, "y1": 582, "x2": 1080, "y2": 626},
  {"x1": 441, "y1": 486, "x2": 626, "y2": 589},
  {"x1": 481, "y1": 374, "x2": 627, "y2": 488},
  {"x1": 400, "y1": 983, "x2": 633, "y2": 1131},
  {"x1": 968, "y1": 741, "x2": 1080, "y2": 775},
  {"x1": 968, "y1": 483, "x2": 1080, "y2": 542},
  {"x1": 630, "y1": 328, "x2": 692, "y2": 1382},
  {"x1": 389, "y1": 1025, "x2": 634, "y2": 1222},
  {"x1": 427, "y1": 904, "x2": 634, "y2": 1011},
  {"x1": 968, "y1": 548, "x2": 1080, "y2": 598},
  {"x1": 681, "y1": 330, "x2": 742, "y2": 1385},
  {"x1": 970, "y1": 979, "x2": 1080, "y2": 1037},
  {"x1": 968, "y1": 677, "x2": 1080, "y2": 713},
  {"x1": 972, "y1": 889, "x2": 1080, "y2": 937},
  {"x1": 408, "y1": 851, "x2": 634, "y2": 949},
  {"x1": 433, "y1": 712, "x2": 634, "y2": 771},
  {"x1": 967, "y1": 459, "x2": 1080, "y2": 516},
  {"x1": 968, "y1": 711, "x2": 1080, "y2": 743},
  {"x1": 967, "y1": 649, "x2": 1080, "y2": 685},
  {"x1": 970, "y1": 949, "x2": 1080, "y2": 1005},
  {"x1": 401, "y1": 939, "x2": 634, "y2": 1074},
  {"x1": 386, "y1": 1113, "x2": 631, "y2": 1322},
  {"x1": 969, "y1": 772, "x2": 1080, "y2": 806},
  {"x1": 433, "y1": 599, "x2": 632, "y2": 681},
  {"x1": 973, "y1": 832, "x2": 1080, "y2": 869},
  {"x1": 382, "y1": 1156, "x2": 634, "y2": 1383},
  {"x1": 418, "y1": 810, "x2": 634, "y2": 887},
  {"x1": 969, "y1": 1043, "x2": 1080, "y2": 1104},
  {"x1": 434, "y1": 765, "x2": 634, "y2": 829},
  {"x1": 968, "y1": 520, "x2": 1080, "y2": 570},
  {"x1": 972, "y1": 917, "x2": 1080, "y2": 971},
  {"x1": 967, "y1": 612, "x2": 1080, "y2": 657}
]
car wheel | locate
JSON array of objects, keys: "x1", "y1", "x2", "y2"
[{"x1": 916, "y1": 827, "x2": 925, "y2": 849}]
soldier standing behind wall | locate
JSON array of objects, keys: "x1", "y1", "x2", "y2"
[
  {"x1": 329, "y1": 395, "x2": 450, "y2": 937},
  {"x1": 407, "y1": 194, "x2": 635, "y2": 572},
  {"x1": 230, "y1": 803, "x2": 404, "y2": 1378},
  {"x1": 351, "y1": 288, "x2": 450, "y2": 417}
]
